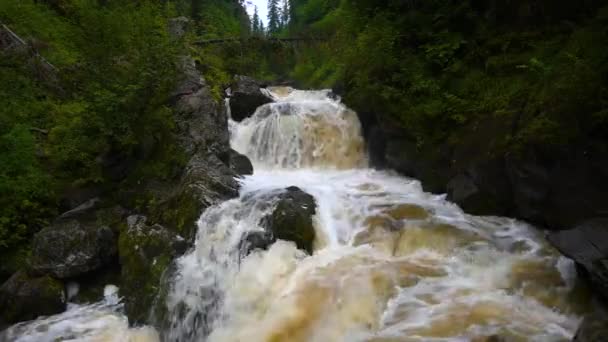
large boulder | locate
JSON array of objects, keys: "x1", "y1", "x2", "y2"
[
  {"x1": 118, "y1": 215, "x2": 188, "y2": 324},
  {"x1": 547, "y1": 218, "x2": 608, "y2": 298},
  {"x1": 0, "y1": 271, "x2": 65, "y2": 329},
  {"x1": 29, "y1": 212, "x2": 118, "y2": 279},
  {"x1": 228, "y1": 75, "x2": 273, "y2": 122},
  {"x1": 259, "y1": 186, "x2": 317, "y2": 254},
  {"x1": 228, "y1": 149, "x2": 253, "y2": 176}
]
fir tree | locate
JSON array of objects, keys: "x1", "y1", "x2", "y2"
[
  {"x1": 252, "y1": 5, "x2": 260, "y2": 34},
  {"x1": 281, "y1": 0, "x2": 289, "y2": 28},
  {"x1": 267, "y1": 0, "x2": 280, "y2": 34}
]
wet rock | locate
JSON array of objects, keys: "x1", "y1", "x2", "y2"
[
  {"x1": 574, "y1": 303, "x2": 608, "y2": 342},
  {"x1": 383, "y1": 137, "x2": 450, "y2": 194},
  {"x1": 547, "y1": 218, "x2": 608, "y2": 299},
  {"x1": 118, "y1": 215, "x2": 188, "y2": 324},
  {"x1": 505, "y1": 144, "x2": 608, "y2": 228},
  {"x1": 30, "y1": 217, "x2": 118, "y2": 279},
  {"x1": 229, "y1": 75, "x2": 273, "y2": 122},
  {"x1": 446, "y1": 158, "x2": 512, "y2": 216},
  {"x1": 260, "y1": 186, "x2": 317, "y2": 254},
  {"x1": 239, "y1": 230, "x2": 275, "y2": 257},
  {"x1": 228, "y1": 149, "x2": 253, "y2": 176},
  {"x1": 0, "y1": 271, "x2": 65, "y2": 329}
]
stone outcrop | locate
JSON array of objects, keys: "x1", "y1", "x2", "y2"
[
  {"x1": 227, "y1": 75, "x2": 273, "y2": 122},
  {"x1": 255, "y1": 186, "x2": 317, "y2": 254},
  {"x1": 363, "y1": 112, "x2": 608, "y2": 230},
  {"x1": 228, "y1": 149, "x2": 254, "y2": 176},
  {"x1": 30, "y1": 221, "x2": 117, "y2": 280},
  {"x1": 0, "y1": 271, "x2": 65, "y2": 329}
]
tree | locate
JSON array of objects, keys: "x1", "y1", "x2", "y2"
[
  {"x1": 281, "y1": 0, "x2": 289, "y2": 28},
  {"x1": 267, "y1": 0, "x2": 280, "y2": 34},
  {"x1": 252, "y1": 5, "x2": 260, "y2": 33}
]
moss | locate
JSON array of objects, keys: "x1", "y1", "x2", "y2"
[{"x1": 118, "y1": 220, "x2": 178, "y2": 324}]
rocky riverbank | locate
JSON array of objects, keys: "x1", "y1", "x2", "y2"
[
  {"x1": 0, "y1": 53, "x2": 255, "y2": 328},
  {"x1": 357, "y1": 106, "x2": 608, "y2": 341}
]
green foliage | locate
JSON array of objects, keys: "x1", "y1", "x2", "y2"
[
  {"x1": 287, "y1": 0, "x2": 608, "y2": 152},
  {"x1": 0, "y1": 0, "x2": 181, "y2": 253}
]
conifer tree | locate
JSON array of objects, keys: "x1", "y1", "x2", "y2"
[
  {"x1": 281, "y1": 0, "x2": 290, "y2": 28},
  {"x1": 267, "y1": 0, "x2": 280, "y2": 34},
  {"x1": 252, "y1": 5, "x2": 260, "y2": 34}
]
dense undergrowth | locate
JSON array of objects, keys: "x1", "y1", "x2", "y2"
[
  {"x1": 0, "y1": 0, "x2": 249, "y2": 274},
  {"x1": 286, "y1": 0, "x2": 608, "y2": 153}
]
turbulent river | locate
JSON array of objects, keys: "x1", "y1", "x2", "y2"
[{"x1": 2, "y1": 88, "x2": 589, "y2": 341}]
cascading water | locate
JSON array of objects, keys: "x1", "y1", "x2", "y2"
[{"x1": 3, "y1": 86, "x2": 588, "y2": 341}]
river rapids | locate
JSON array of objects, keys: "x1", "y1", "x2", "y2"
[{"x1": 1, "y1": 87, "x2": 589, "y2": 342}]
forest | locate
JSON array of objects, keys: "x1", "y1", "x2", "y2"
[{"x1": 1, "y1": 0, "x2": 608, "y2": 340}]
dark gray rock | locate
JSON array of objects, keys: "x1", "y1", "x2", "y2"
[
  {"x1": 229, "y1": 149, "x2": 253, "y2": 176},
  {"x1": 506, "y1": 144, "x2": 608, "y2": 229},
  {"x1": 383, "y1": 138, "x2": 450, "y2": 194},
  {"x1": 447, "y1": 158, "x2": 512, "y2": 216},
  {"x1": 547, "y1": 219, "x2": 608, "y2": 299},
  {"x1": 0, "y1": 271, "x2": 65, "y2": 329},
  {"x1": 228, "y1": 75, "x2": 273, "y2": 122},
  {"x1": 173, "y1": 58, "x2": 230, "y2": 157},
  {"x1": 30, "y1": 218, "x2": 118, "y2": 279},
  {"x1": 239, "y1": 230, "x2": 275, "y2": 257},
  {"x1": 260, "y1": 186, "x2": 317, "y2": 254},
  {"x1": 573, "y1": 300, "x2": 608, "y2": 342},
  {"x1": 145, "y1": 59, "x2": 240, "y2": 242}
]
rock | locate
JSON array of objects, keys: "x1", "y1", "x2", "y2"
[
  {"x1": 228, "y1": 149, "x2": 253, "y2": 176},
  {"x1": 547, "y1": 218, "x2": 608, "y2": 299},
  {"x1": 260, "y1": 186, "x2": 317, "y2": 254},
  {"x1": 30, "y1": 216, "x2": 118, "y2": 279},
  {"x1": 118, "y1": 215, "x2": 188, "y2": 324},
  {"x1": 506, "y1": 144, "x2": 608, "y2": 228},
  {"x1": 144, "y1": 57, "x2": 240, "y2": 242},
  {"x1": 239, "y1": 230, "x2": 275, "y2": 257},
  {"x1": 446, "y1": 158, "x2": 512, "y2": 216},
  {"x1": 228, "y1": 75, "x2": 273, "y2": 122},
  {"x1": 152, "y1": 153, "x2": 240, "y2": 240},
  {"x1": 574, "y1": 304, "x2": 608, "y2": 342},
  {"x1": 59, "y1": 197, "x2": 101, "y2": 220},
  {"x1": 382, "y1": 138, "x2": 451, "y2": 194},
  {"x1": 168, "y1": 17, "x2": 189, "y2": 40},
  {"x1": 0, "y1": 271, "x2": 65, "y2": 329},
  {"x1": 173, "y1": 57, "x2": 231, "y2": 158}
]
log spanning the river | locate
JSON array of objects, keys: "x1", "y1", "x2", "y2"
[{"x1": 194, "y1": 37, "x2": 326, "y2": 46}]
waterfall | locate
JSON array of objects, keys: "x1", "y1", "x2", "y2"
[{"x1": 3, "y1": 87, "x2": 586, "y2": 342}]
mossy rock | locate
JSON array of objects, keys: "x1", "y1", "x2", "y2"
[
  {"x1": 118, "y1": 215, "x2": 187, "y2": 324},
  {"x1": 0, "y1": 271, "x2": 65, "y2": 329},
  {"x1": 260, "y1": 186, "x2": 317, "y2": 254},
  {"x1": 30, "y1": 219, "x2": 117, "y2": 279}
]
